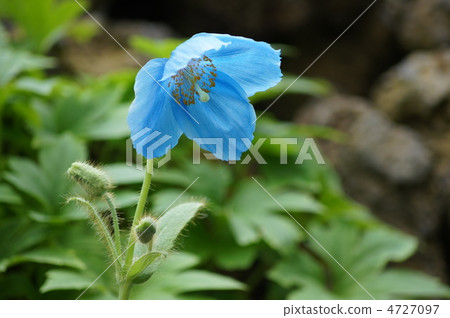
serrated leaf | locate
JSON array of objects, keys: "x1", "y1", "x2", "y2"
[
  {"x1": 309, "y1": 222, "x2": 418, "y2": 282},
  {"x1": 5, "y1": 135, "x2": 87, "y2": 214},
  {"x1": 227, "y1": 180, "x2": 306, "y2": 250},
  {"x1": 32, "y1": 87, "x2": 127, "y2": 141}
]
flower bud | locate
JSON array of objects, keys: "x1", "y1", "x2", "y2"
[
  {"x1": 67, "y1": 161, "x2": 112, "y2": 197},
  {"x1": 135, "y1": 216, "x2": 157, "y2": 244}
]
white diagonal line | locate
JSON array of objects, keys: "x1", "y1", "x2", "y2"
[
  {"x1": 253, "y1": 0, "x2": 378, "y2": 123},
  {"x1": 72, "y1": 0, "x2": 199, "y2": 125},
  {"x1": 75, "y1": 176, "x2": 200, "y2": 300},
  {"x1": 251, "y1": 177, "x2": 376, "y2": 300}
]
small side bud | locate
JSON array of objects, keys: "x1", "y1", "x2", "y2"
[
  {"x1": 135, "y1": 216, "x2": 157, "y2": 244},
  {"x1": 67, "y1": 161, "x2": 112, "y2": 197}
]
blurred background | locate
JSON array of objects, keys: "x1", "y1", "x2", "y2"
[{"x1": 1, "y1": 0, "x2": 450, "y2": 299}]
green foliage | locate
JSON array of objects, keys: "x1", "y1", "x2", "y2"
[
  {"x1": 1, "y1": 5, "x2": 448, "y2": 300},
  {"x1": 131, "y1": 253, "x2": 245, "y2": 300},
  {"x1": 251, "y1": 76, "x2": 333, "y2": 103},
  {"x1": 0, "y1": 0, "x2": 86, "y2": 52},
  {"x1": 130, "y1": 35, "x2": 186, "y2": 58},
  {"x1": 40, "y1": 269, "x2": 94, "y2": 293},
  {"x1": 268, "y1": 222, "x2": 435, "y2": 300}
]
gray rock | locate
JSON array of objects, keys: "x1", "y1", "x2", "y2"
[
  {"x1": 372, "y1": 50, "x2": 450, "y2": 120},
  {"x1": 296, "y1": 95, "x2": 432, "y2": 184},
  {"x1": 384, "y1": 0, "x2": 450, "y2": 49}
]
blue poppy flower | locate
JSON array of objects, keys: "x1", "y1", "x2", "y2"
[{"x1": 128, "y1": 33, "x2": 282, "y2": 161}]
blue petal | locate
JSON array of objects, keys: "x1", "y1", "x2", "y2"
[
  {"x1": 162, "y1": 33, "x2": 230, "y2": 81},
  {"x1": 128, "y1": 58, "x2": 183, "y2": 159},
  {"x1": 170, "y1": 71, "x2": 256, "y2": 161},
  {"x1": 205, "y1": 33, "x2": 282, "y2": 97}
]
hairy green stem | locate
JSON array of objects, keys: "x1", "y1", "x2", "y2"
[
  {"x1": 119, "y1": 280, "x2": 132, "y2": 300},
  {"x1": 104, "y1": 193, "x2": 122, "y2": 257},
  {"x1": 120, "y1": 159, "x2": 153, "y2": 299},
  {"x1": 69, "y1": 197, "x2": 121, "y2": 276}
]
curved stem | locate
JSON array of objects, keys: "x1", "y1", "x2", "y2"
[
  {"x1": 124, "y1": 159, "x2": 153, "y2": 272},
  {"x1": 68, "y1": 197, "x2": 120, "y2": 276},
  {"x1": 104, "y1": 193, "x2": 122, "y2": 257}
]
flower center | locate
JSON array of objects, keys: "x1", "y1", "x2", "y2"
[{"x1": 169, "y1": 55, "x2": 217, "y2": 106}]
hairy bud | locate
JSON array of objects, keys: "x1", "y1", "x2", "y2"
[
  {"x1": 135, "y1": 216, "x2": 157, "y2": 244},
  {"x1": 67, "y1": 161, "x2": 112, "y2": 197}
]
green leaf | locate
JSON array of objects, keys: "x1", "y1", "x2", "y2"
[
  {"x1": 129, "y1": 35, "x2": 185, "y2": 58},
  {"x1": 4, "y1": 157, "x2": 51, "y2": 210},
  {"x1": 127, "y1": 252, "x2": 162, "y2": 280},
  {"x1": 251, "y1": 75, "x2": 333, "y2": 103},
  {"x1": 366, "y1": 269, "x2": 450, "y2": 299},
  {"x1": 40, "y1": 269, "x2": 93, "y2": 293},
  {"x1": 253, "y1": 214, "x2": 303, "y2": 253},
  {"x1": 215, "y1": 244, "x2": 258, "y2": 271},
  {"x1": 288, "y1": 283, "x2": 338, "y2": 300},
  {"x1": 0, "y1": 48, "x2": 54, "y2": 85},
  {"x1": 165, "y1": 270, "x2": 245, "y2": 293},
  {"x1": 309, "y1": 222, "x2": 418, "y2": 283},
  {"x1": 0, "y1": 247, "x2": 86, "y2": 272},
  {"x1": 103, "y1": 163, "x2": 144, "y2": 185},
  {"x1": 228, "y1": 213, "x2": 260, "y2": 246},
  {"x1": 227, "y1": 180, "x2": 306, "y2": 250},
  {"x1": 131, "y1": 202, "x2": 205, "y2": 283},
  {"x1": 0, "y1": 0, "x2": 84, "y2": 52},
  {"x1": 152, "y1": 202, "x2": 206, "y2": 252},
  {"x1": 4, "y1": 134, "x2": 87, "y2": 214},
  {"x1": 131, "y1": 253, "x2": 245, "y2": 300},
  {"x1": 268, "y1": 251, "x2": 325, "y2": 289},
  {"x1": 182, "y1": 216, "x2": 258, "y2": 271},
  {"x1": 268, "y1": 222, "x2": 434, "y2": 300},
  {"x1": 14, "y1": 77, "x2": 58, "y2": 96},
  {"x1": 186, "y1": 161, "x2": 233, "y2": 203},
  {"x1": 0, "y1": 219, "x2": 48, "y2": 270},
  {"x1": 32, "y1": 87, "x2": 128, "y2": 141},
  {"x1": 270, "y1": 192, "x2": 324, "y2": 214},
  {"x1": 0, "y1": 184, "x2": 22, "y2": 205},
  {"x1": 84, "y1": 106, "x2": 129, "y2": 140}
]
